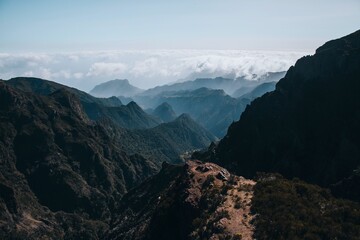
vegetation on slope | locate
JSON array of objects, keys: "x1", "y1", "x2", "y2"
[{"x1": 252, "y1": 173, "x2": 360, "y2": 240}]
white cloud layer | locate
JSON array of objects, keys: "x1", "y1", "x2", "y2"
[{"x1": 0, "y1": 50, "x2": 310, "y2": 91}]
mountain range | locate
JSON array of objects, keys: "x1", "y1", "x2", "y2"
[
  {"x1": 91, "y1": 73, "x2": 285, "y2": 98},
  {"x1": 1, "y1": 30, "x2": 360, "y2": 239},
  {"x1": 114, "y1": 29, "x2": 360, "y2": 240},
  {"x1": 2, "y1": 77, "x2": 217, "y2": 165},
  {"x1": 136, "y1": 88, "x2": 250, "y2": 137},
  {"x1": 89, "y1": 73, "x2": 284, "y2": 137},
  {"x1": 0, "y1": 81, "x2": 158, "y2": 238}
]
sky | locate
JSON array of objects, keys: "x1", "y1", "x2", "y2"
[{"x1": 0, "y1": 0, "x2": 359, "y2": 90}]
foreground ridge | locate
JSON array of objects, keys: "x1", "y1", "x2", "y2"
[{"x1": 109, "y1": 160, "x2": 256, "y2": 240}]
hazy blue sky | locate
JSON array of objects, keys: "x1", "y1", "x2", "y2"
[
  {"x1": 1, "y1": 0, "x2": 359, "y2": 52},
  {"x1": 0, "y1": 1, "x2": 359, "y2": 90}
]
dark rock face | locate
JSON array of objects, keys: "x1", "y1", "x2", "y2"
[
  {"x1": 204, "y1": 30, "x2": 360, "y2": 191},
  {"x1": 0, "y1": 82, "x2": 157, "y2": 238}
]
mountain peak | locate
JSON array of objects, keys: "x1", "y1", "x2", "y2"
[
  {"x1": 316, "y1": 29, "x2": 360, "y2": 54},
  {"x1": 126, "y1": 101, "x2": 142, "y2": 109},
  {"x1": 175, "y1": 113, "x2": 192, "y2": 122},
  {"x1": 90, "y1": 79, "x2": 143, "y2": 98},
  {"x1": 153, "y1": 102, "x2": 177, "y2": 122}
]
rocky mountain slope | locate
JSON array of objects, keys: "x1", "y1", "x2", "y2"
[
  {"x1": 0, "y1": 82, "x2": 158, "y2": 239},
  {"x1": 108, "y1": 160, "x2": 256, "y2": 240},
  {"x1": 108, "y1": 160, "x2": 360, "y2": 240},
  {"x1": 105, "y1": 101, "x2": 161, "y2": 129},
  {"x1": 198, "y1": 30, "x2": 360, "y2": 195},
  {"x1": 4, "y1": 77, "x2": 216, "y2": 164},
  {"x1": 0, "y1": 77, "x2": 358, "y2": 239},
  {"x1": 102, "y1": 114, "x2": 217, "y2": 165}
]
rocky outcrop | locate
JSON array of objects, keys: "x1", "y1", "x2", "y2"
[{"x1": 109, "y1": 160, "x2": 255, "y2": 240}]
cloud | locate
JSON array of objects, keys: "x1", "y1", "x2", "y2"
[
  {"x1": 0, "y1": 50, "x2": 310, "y2": 90},
  {"x1": 73, "y1": 72, "x2": 84, "y2": 79},
  {"x1": 87, "y1": 62, "x2": 128, "y2": 77}
]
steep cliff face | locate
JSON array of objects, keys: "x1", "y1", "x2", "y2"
[
  {"x1": 202, "y1": 30, "x2": 360, "y2": 190},
  {"x1": 0, "y1": 82, "x2": 157, "y2": 238}
]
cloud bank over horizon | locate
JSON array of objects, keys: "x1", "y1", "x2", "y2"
[{"x1": 0, "y1": 50, "x2": 309, "y2": 91}]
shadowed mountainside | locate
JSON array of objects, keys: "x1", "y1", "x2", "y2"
[
  {"x1": 4, "y1": 77, "x2": 216, "y2": 165},
  {"x1": 101, "y1": 114, "x2": 217, "y2": 165},
  {"x1": 196, "y1": 30, "x2": 360, "y2": 197},
  {"x1": 0, "y1": 82, "x2": 158, "y2": 238}
]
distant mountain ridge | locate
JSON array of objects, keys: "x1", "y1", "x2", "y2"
[
  {"x1": 6, "y1": 77, "x2": 123, "y2": 107},
  {"x1": 85, "y1": 72, "x2": 285, "y2": 137},
  {"x1": 139, "y1": 72, "x2": 285, "y2": 97},
  {"x1": 133, "y1": 87, "x2": 250, "y2": 137},
  {"x1": 90, "y1": 79, "x2": 143, "y2": 97}
]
